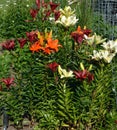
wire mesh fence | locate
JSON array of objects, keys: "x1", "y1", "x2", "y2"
[
  {"x1": 92, "y1": 0, "x2": 117, "y2": 108},
  {"x1": 92, "y1": 0, "x2": 117, "y2": 39}
]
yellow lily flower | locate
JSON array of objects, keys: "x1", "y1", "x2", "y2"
[
  {"x1": 58, "y1": 65, "x2": 74, "y2": 78},
  {"x1": 60, "y1": 6, "x2": 75, "y2": 17}
]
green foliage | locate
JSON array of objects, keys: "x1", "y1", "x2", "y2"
[
  {"x1": 75, "y1": 0, "x2": 93, "y2": 28},
  {"x1": 92, "y1": 13, "x2": 117, "y2": 40},
  {"x1": 0, "y1": 0, "x2": 117, "y2": 129},
  {"x1": 0, "y1": 0, "x2": 35, "y2": 39}
]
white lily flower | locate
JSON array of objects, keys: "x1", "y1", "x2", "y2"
[
  {"x1": 85, "y1": 33, "x2": 106, "y2": 45},
  {"x1": 91, "y1": 50, "x2": 115, "y2": 63},
  {"x1": 55, "y1": 6, "x2": 78, "y2": 27},
  {"x1": 58, "y1": 65, "x2": 74, "y2": 79},
  {"x1": 91, "y1": 50, "x2": 103, "y2": 60},
  {"x1": 101, "y1": 50, "x2": 115, "y2": 63},
  {"x1": 55, "y1": 15, "x2": 78, "y2": 27},
  {"x1": 101, "y1": 40, "x2": 117, "y2": 54}
]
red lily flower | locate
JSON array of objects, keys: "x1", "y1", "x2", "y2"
[
  {"x1": 2, "y1": 40, "x2": 15, "y2": 50},
  {"x1": 41, "y1": 0, "x2": 47, "y2": 8},
  {"x1": 47, "y1": 62, "x2": 59, "y2": 72},
  {"x1": 26, "y1": 31, "x2": 38, "y2": 43},
  {"x1": 54, "y1": 10, "x2": 60, "y2": 21},
  {"x1": 74, "y1": 69, "x2": 94, "y2": 82},
  {"x1": 83, "y1": 28, "x2": 92, "y2": 36},
  {"x1": 49, "y1": 2, "x2": 59, "y2": 12},
  {"x1": 30, "y1": 8, "x2": 39, "y2": 19},
  {"x1": 87, "y1": 72, "x2": 94, "y2": 82},
  {"x1": 18, "y1": 38, "x2": 27, "y2": 48},
  {"x1": 71, "y1": 33, "x2": 84, "y2": 44},
  {"x1": 74, "y1": 70, "x2": 88, "y2": 80},
  {"x1": 71, "y1": 26, "x2": 92, "y2": 44},
  {"x1": 36, "y1": 0, "x2": 40, "y2": 9},
  {"x1": 44, "y1": 10, "x2": 51, "y2": 19},
  {"x1": 2, "y1": 77, "x2": 14, "y2": 89}
]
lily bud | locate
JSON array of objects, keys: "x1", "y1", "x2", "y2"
[{"x1": 80, "y1": 62, "x2": 85, "y2": 70}]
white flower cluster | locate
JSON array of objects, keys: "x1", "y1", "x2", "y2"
[
  {"x1": 55, "y1": 6, "x2": 78, "y2": 27},
  {"x1": 92, "y1": 40, "x2": 117, "y2": 63}
]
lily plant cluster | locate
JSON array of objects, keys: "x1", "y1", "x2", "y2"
[{"x1": 0, "y1": 0, "x2": 117, "y2": 129}]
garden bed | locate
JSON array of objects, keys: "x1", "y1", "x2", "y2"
[{"x1": 0, "y1": 0, "x2": 117, "y2": 129}]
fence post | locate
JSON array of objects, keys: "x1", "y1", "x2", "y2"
[{"x1": 3, "y1": 109, "x2": 9, "y2": 130}]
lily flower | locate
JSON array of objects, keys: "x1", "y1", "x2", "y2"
[
  {"x1": 47, "y1": 62, "x2": 59, "y2": 72},
  {"x1": 55, "y1": 6, "x2": 78, "y2": 27},
  {"x1": 36, "y1": 0, "x2": 40, "y2": 9},
  {"x1": 26, "y1": 31, "x2": 38, "y2": 43},
  {"x1": 101, "y1": 50, "x2": 115, "y2": 63},
  {"x1": 58, "y1": 65, "x2": 74, "y2": 78},
  {"x1": 56, "y1": 15, "x2": 78, "y2": 27},
  {"x1": 87, "y1": 72, "x2": 94, "y2": 82},
  {"x1": 74, "y1": 70, "x2": 88, "y2": 80},
  {"x1": 49, "y1": 2, "x2": 59, "y2": 12},
  {"x1": 91, "y1": 50, "x2": 115, "y2": 63},
  {"x1": 18, "y1": 38, "x2": 27, "y2": 48},
  {"x1": 85, "y1": 33, "x2": 106, "y2": 45},
  {"x1": 91, "y1": 50, "x2": 103, "y2": 61},
  {"x1": 43, "y1": 47, "x2": 52, "y2": 54},
  {"x1": 30, "y1": 42, "x2": 42, "y2": 53},
  {"x1": 1, "y1": 77, "x2": 14, "y2": 89},
  {"x1": 2, "y1": 40, "x2": 15, "y2": 50},
  {"x1": 71, "y1": 26, "x2": 92, "y2": 44},
  {"x1": 74, "y1": 69, "x2": 94, "y2": 82},
  {"x1": 30, "y1": 8, "x2": 39, "y2": 19},
  {"x1": 59, "y1": 6, "x2": 75, "y2": 16},
  {"x1": 54, "y1": 10, "x2": 61, "y2": 21},
  {"x1": 46, "y1": 38, "x2": 62, "y2": 52},
  {"x1": 101, "y1": 40, "x2": 117, "y2": 54}
]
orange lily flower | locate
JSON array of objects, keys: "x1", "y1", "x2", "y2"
[
  {"x1": 30, "y1": 42, "x2": 42, "y2": 53},
  {"x1": 76, "y1": 26, "x2": 84, "y2": 35},
  {"x1": 73, "y1": 26, "x2": 92, "y2": 35},
  {"x1": 43, "y1": 47, "x2": 52, "y2": 54},
  {"x1": 46, "y1": 38, "x2": 62, "y2": 52}
]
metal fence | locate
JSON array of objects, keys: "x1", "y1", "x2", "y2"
[
  {"x1": 95, "y1": 0, "x2": 117, "y2": 24},
  {"x1": 92, "y1": 0, "x2": 117, "y2": 39}
]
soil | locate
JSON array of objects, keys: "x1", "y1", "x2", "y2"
[{"x1": 0, "y1": 126, "x2": 33, "y2": 130}]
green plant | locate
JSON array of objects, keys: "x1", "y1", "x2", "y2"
[
  {"x1": 0, "y1": 0, "x2": 117, "y2": 129},
  {"x1": 0, "y1": 0, "x2": 35, "y2": 39}
]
